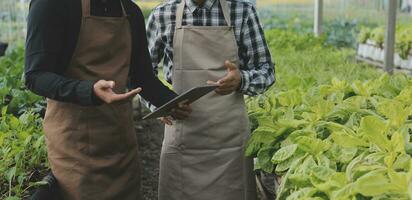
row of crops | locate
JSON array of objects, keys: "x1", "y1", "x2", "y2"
[
  {"x1": 357, "y1": 25, "x2": 412, "y2": 69},
  {"x1": 246, "y1": 30, "x2": 412, "y2": 199},
  {"x1": 259, "y1": 13, "x2": 361, "y2": 49}
]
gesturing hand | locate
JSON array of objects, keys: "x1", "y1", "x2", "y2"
[
  {"x1": 93, "y1": 80, "x2": 142, "y2": 104},
  {"x1": 207, "y1": 60, "x2": 241, "y2": 95}
]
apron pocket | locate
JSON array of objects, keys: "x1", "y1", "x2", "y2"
[
  {"x1": 43, "y1": 100, "x2": 88, "y2": 158},
  {"x1": 80, "y1": 104, "x2": 130, "y2": 157}
]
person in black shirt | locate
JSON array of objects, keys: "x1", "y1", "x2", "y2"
[
  {"x1": 25, "y1": 0, "x2": 192, "y2": 199},
  {"x1": 25, "y1": 0, "x2": 181, "y2": 107}
]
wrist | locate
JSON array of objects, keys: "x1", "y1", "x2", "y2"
[
  {"x1": 237, "y1": 70, "x2": 245, "y2": 92},
  {"x1": 92, "y1": 81, "x2": 104, "y2": 105},
  {"x1": 91, "y1": 91, "x2": 104, "y2": 105}
]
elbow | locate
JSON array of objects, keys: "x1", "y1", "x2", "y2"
[
  {"x1": 266, "y1": 63, "x2": 276, "y2": 90},
  {"x1": 24, "y1": 72, "x2": 36, "y2": 92},
  {"x1": 23, "y1": 71, "x2": 43, "y2": 97},
  {"x1": 252, "y1": 75, "x2": 276, "y2": 96}
]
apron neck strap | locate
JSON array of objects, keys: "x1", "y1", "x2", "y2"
[
  {"x1": 176, "y1": 0, "x2": 231, "y2": 29},
  {"x1": 82, "y1": 0, "x2": 128, "y2": 17},
  {"x1": 120, "y1": 0, "x2": 128, "y2": 17},
  {"x1": 219, "y1": 0, "x2": 231, "y2": 26}
]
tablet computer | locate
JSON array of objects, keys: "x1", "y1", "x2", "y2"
[{"x1": 142, "y1": 85, "x2": 218, "y2": 120}]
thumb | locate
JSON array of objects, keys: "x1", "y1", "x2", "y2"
[
  {"x1": 108, "y1": 81, "x2": 115, "y2": 88},
  {"x1": 100, "y1": 80, "x2": 115, "y2": 89},
  {"x1": 224, "y1": 60, "x2": 237, "y2": 71}
]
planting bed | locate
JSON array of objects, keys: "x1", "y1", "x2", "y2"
[{"x1": 356, "y1": 25, "x2": 412, "y2": 70}]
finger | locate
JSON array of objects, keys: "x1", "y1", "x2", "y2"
[
  {"x1": 217, "y1": 68, "x2": 238, "y2": 84},
  {"x1": 217, "y1": 76, "x2": 235, "y2": 85},
  {"x1": 109, "y1": 81, "x2": 115, "y2": 88},
  {"x1": 216, "y1": 82, "x2": 235, "y2": 90},
  {"x1": 101, "y1": 80, "x2": 115, "y2": 89},
  {"x1": 96, "y1": 80, "x2": 113, "y2": 89},
  {"x1": 158, "y1": 117, "x2": 173, "y2": 125},
  {"x1": 224, "y1": 60, "x2": 237, "y2": 71},
  {"x1": 129, "y1": 87, "x2": 142, "y2": 94},
  {"x1": 110, "y1": 90, "x2": 139, "y2": 102},
  {"x1": 158, "y1": 117, "x2": 170, "y2": 125},
  {"x1": 165, "y1": 116, "x2": 174, "y2": 125},
  {"x1": 163, "y1": 119, "x2": 173, "y2": 126},
  {"x1": 207, "y1": 80, "x2": 221, "y2": 86},
  {"x1": 123, "y1": 88, "x2": 142, "y2": 97}
]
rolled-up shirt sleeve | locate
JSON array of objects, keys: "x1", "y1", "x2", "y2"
[{"x1": 25, "y1": 0, "x2": 98, "y2": 106}]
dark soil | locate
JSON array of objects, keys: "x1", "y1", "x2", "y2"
[{"x1": 135, "y1": 117, "x2": 164, "y2": 200}]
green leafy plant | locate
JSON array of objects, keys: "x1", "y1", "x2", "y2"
[
  {"x1": 0, "y1": 46, "x2": 45, "y2": 116},
  {"x1": 370, "y1": 27, "x2": 385, "y2": 48},
  {"x1": 358, "y1": 25, "x2": 412, "y2": 60},
  {"x1": 358, "y1": 27, "x2": 371, "y2": 44},
  {"x1": 395, "y1": 26, "x2": 412, "y2": 59},
  {"x1": 0, "y1": 107, "x2": 48, "y2": 199},
  {"x1": 0, "y1": 46, "x2": 47, "y2": 199},
  {"x1": 247, "y1": 29, "x2": 412, "y2": 199}
]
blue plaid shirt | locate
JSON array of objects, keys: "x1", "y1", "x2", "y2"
[{"x1": 146, "y1": 0, "x2": 275, "y2": 97}]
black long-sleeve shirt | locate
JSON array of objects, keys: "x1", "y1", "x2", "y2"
[{"x1": 25, "y1": 0, "x2": 177, "y2": 106}]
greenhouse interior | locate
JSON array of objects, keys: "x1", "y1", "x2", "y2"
[{"x1": 1, "y1": 0, "x2": 412, "y2": 199}]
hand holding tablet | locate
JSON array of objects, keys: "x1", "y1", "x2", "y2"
[{"x1": 142, "y1": 85, "x2": 218, "y2": 120}]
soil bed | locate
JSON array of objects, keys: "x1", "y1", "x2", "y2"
[{"x1": 135, "y1": 117, "x2": 164, "y2": 200}]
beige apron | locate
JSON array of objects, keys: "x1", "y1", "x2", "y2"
[
  {"x1": 43, "y1": 0, "x2": 140, "y2": 199},
  {"x1": 158, "y1": 0, "x2": 257, "y2": 199}
]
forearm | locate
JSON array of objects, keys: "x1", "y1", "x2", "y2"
[{"x1": 25, "y1": 71, "x2": 99, "y2": 106}]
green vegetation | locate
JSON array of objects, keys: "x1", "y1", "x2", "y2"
[
  {"x1": 0, "y1": 46, "x2": 47, "y2": 200},
  {"x1": 0, "y1": 46, "x2": 45, "y2": 116},
  {"x1": 260, "y1": 15, "x2": 367, "y2": 49},
  {"x1": 246, "y1": 29, "x2": 412, "y2": 199},
  {"x1": 264, "y1": 29, "x2": 380, "y2": 91},
  {"x1": 0, "y1": 108, "x2": 47, "y2": 200},
  {"x1": 359, "y1": 25, "x2": 412, "y2": 59},
  {"x1": 1, "y1": 0, "x2": 411, "y2": 198}
]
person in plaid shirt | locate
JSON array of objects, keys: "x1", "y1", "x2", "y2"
[
  {"x1": 146, "y1": 0, "x2": 275, "y2": 101},
  {"x1": 146, "y1": 0, "x2": 275, "y2": 199}
]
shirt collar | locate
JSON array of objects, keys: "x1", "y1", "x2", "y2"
[{"x1": 186, "y1": 0, "x2": 218, "y2": 13}]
